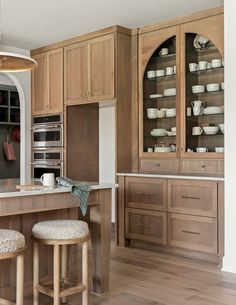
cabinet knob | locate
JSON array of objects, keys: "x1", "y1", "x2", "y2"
[
  {"x1": 156, "y1": 162, "x2": 160, "y2": 167},
  {"x1": 201, "y1": 163, "x2": 206, "y2": 168}
]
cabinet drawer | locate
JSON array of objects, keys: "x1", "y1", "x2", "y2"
[
  {"x1": 168, "y1": 213, "x2": 217, "y2": 254},
  {"x1": 125, "y1": 177, "x2": 166, "y2": 211},
  {"x1": 126, "y1": 208, "x2": 167, "y2": 245},
  {"x1": 180, "y1": 159, "x2": 224, "y2": 176},
  {"x1": 140, "y1": 159, "x2": 179, "y2": 174},
  {"x1": 167, "y1": 179, "x2": 217, "y2": 217}
]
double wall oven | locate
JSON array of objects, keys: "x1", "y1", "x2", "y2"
[{"x1": 31, "y1": 114, "x2": 64, "y2": 179}]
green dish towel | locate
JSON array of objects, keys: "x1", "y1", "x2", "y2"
[{"x1": 56, "y1": 177, "x2": 91, "y2": 216}]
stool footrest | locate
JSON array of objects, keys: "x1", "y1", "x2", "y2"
[
  {"x1": 36, "y1": 283, "x2": 86, "y2": 298},
  {"x1": 0, "y1": 297, "x2": 16, "y2": 305}
]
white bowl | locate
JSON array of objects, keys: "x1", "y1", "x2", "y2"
[
  {"x1": 221, "y1": 82, "x2": 224, "y2": 90},
  {"x1": 156, "y1": 69, "x2": 165, "y2": 77},
  {"x1": 218, "y1": 123, "x2": 224, "y2": 134},
  {"x1": 192, "y1": 85, "x2": 205, "y2": 94},
  {"x1": 156, "y1": 109, "x2": 166, "y2": 118},
  {"x1": 147, "y1": 108, "x2": 157, "y2": 119},
  {"x1": 151, "y1": 128, "x2": 167, "y2": 136},
  {"x1": 203, "y1": 106, "x2": 224, "y2": 115},
  {"x1": 206, "y1": 83, "x2": 220, "y2": 92},
  {"x1": 166, "y1": 108, "x2": 176, "y2": 117},
  {"x1": 147, "y1": 70, "x2": 155, "y2": 78},
  {"x1": 167, "y1": 131, "x2": 176, "y2": 136},
  {"x1": 203, "y1": 126, "x2": 219, "y2": 135},
  {"x1": 164, "y1": 88, "x2": 176, "y2": 96},
  {"x1": 154, "y1": 146, "x2": 171, "y2": 152},
  {"x1": 149, "y1": 93, "x2": 163, "y2": 99}
]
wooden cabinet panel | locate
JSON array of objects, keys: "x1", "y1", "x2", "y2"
[
  {"x1": 140, "y1": 158, "x2": 179, "y2": 174},
  {"x1": 64, "y1": 42, "x2": 88, "y2": 104},
  {"x1": 89, "y1": 35, "x2": 115, "y2": 101},
  {"x1": 167, "y1": 179, "x2": 217, "y2": 217},
  {"x1": 126, "y1": 208, "x2": 167, "y2": 245},
  {"x1": 125, "y1": 177, "x2": 166, "y2": 211},
  {"x1": 32, "y1": 53, "x2": 48, "y2": 115},
  {"x1": 180, "y1": 159, "x2": 224, "y2": 176},
  {"x1": 48, "y1": 49, "x2": 63, "y2": 114},
  {"x1": 168, "y1": 213, "x2": 217, "y2": 254}
]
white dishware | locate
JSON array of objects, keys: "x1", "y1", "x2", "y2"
[
  {"x1": 189, "y1": 63, "x2": 198, "y2": 72},
  {"x1": 196, "y1": 147, "x2": 208, "y2": 153},
  {"x1": 191, "y1": 100, "x2": 205, "y2": 108},
  {"x1": 222, "y1": 58, "x2": 224, "y2": 66},
  {"x1": 207, "y1": 62, "x2": 212, "y2": 69},
  {"x1": 171, "y1": 127, "x2": 176, "y2": 132},
  {"x1": 203, "y1": 126, "x2": 219, "y2": 135},
  {"x1": 147, "y1": 108, "x2": 158, "y2": 119},
  {"x1": 192, "y1": 126, "x2": 203, "y2": 136},
  {"x1": 166, "y1": 131, "x2": 176, "y2": 136},
  {"x1": 154, "y1": 146, "x2": 171, "y2": 152},
  {"x1": 192, "y1": 85, "x2": 205, "y2": 94},
  {"x1": 215, "y1": 147, "x2": 224, "y2": 153},
  {"x1": 147, "y1": 147, "x2": 153, "y2": 152},
  {"x1": 191, "y1": 100, "x2": 205, "y2": 116},
  {"x1": 166, "y1": 66, "x2": 174, "y2": 75},
  {"x1": 151, "y1": 128, "x2": 167, "y2": 136},
  {"x1": 203, "y1": 106, "x2": 224, "y2": 115},
  {"x1": 159, "y1": 48, "x2": 168, "y2": 56},
  {"x1": 147, "y1": 70, "x2": 155, "y2": 78},
  {"x1": 173, "y1": 65, "x2": 176, "y2": 74},
  {"x1": 192, "y1": 107, "x2": 202, "y2": 116},
  {"x1": 218, "y1": 123, "x2": 224, "y2": 134},
  {"x1": 211, "y1": 58, "x2": 222, "y2": 68},
  {"x1": 198, "y1": 61, "x2": 207, "y2": 70},
  {"x1": 206, "y1": 83, "x2": 220, "y2": 92},
  {"x1": 164, "y1": 88, "x2": 176, "y2": 96},
  {"x1": 155, "y1": 69, "x2": 165, "y2": 77},
  {"x1": 156, "y1": 109, "x2": 166, "y2": 118},
  {"x1": 221, "y1": 82, "x2": 224, "y2": 90},
  {"x1": 166, "y1": 108, "x2": 176, "y2": 117},
  {"x1": 149, "y1": 93, "x2": 163, "y2": 99},
  {"x1": 187, "y1": 107, "x2": 191, "y2": 116},
  {"x1": 40, "y1": 173, "x2": 55, "y2": 187}
]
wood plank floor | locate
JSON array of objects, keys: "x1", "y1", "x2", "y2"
[{"x1": 26, "y1": 241, "x2": 236, "y2": 305}]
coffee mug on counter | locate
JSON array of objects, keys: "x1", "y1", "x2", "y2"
[
  {"x1": 192, "y1": 126, "x2": 203, "y2": 136},
  {"x1": 40, "y1": 173, "x2": 55, "y2": 187}
]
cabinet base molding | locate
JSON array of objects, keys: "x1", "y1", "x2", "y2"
[{"x1": 129, "y1": 239, "x2": 222, "y2": 266}]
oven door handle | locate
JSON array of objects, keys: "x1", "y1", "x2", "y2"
[
  {"x1": 31, "y1": 162, "x2": 63, "y2": 166},
  {"x1": 31, "y1": 124, "x2": 62, "y2": 130}
]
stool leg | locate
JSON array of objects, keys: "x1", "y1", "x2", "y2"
[
  {"x1": 53, "y1": 244, "x2": 60, "y2": 305},
  {"x1": 82, "y1": 240, "x2": 88, "y2": 305},
  {"x1": 16, "y1": 253, "x2": 24, "y2": 305},
  {"x1": 33, "y1": 242, "x2": 39, "y2": 305},
  {"x1": 61, "y1": 245, "x2": 67, "y2": 304}
]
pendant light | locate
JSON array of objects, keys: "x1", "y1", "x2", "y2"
[{"x1": 0, "y1": 0, "x2": 38, "y2": 72}]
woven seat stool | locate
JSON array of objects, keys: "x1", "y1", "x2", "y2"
[
  {"x1": 32, "y1": 219, "x2": 90, "y2": 305},
  {"x1": 0, "y1": 229, "x2": 25, "y2": 305}
]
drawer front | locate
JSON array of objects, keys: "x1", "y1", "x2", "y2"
[
  {"x1": 167, "y1": 179, "x2": 217, "y2": 217},
  {"x1": 180, "y1": 159, "x2": 224, "y2": 176},
  {"x1": 140, "y1": 159, "x2": 179, "y2": 174},
  {"x1": 126, "y1": 177, "x2": 167, "y2": 211},
  {"x1": 168, "y1": 213, "x2": 217, "y2": 254},
  {"x1": 126, "y1": 208, "x2": 167, "y2": 245}
]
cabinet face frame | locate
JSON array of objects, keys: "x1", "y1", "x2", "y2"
[{"x1": 138, "y1": 26, "x2": 181, "y2": 159}]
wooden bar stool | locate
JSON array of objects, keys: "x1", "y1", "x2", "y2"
[
  {"x1": 32, "y1": 220, "x2": 90, "y2": 305},
  {"x1": 0, "y1": 229, "x2": 25, "y2": 305}
]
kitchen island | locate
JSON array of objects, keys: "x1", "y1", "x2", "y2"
[{"x1": 0, "y1": 179, "x2": 116, "y2": 300}]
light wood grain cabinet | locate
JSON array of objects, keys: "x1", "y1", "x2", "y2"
[
  {"x1": 64, "y1": 34, "x2": 114, "y2": 105},
  {"x1": 32, "y1": 48, "x2": 63, "y2": 115}
]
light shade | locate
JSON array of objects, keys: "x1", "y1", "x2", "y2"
[{"x1": 0, "y1": 51, "x2": 38, "y2": 72}]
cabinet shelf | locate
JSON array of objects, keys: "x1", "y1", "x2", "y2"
[
  {"x1": 188, "y1": 133, "x2": 224, "y2": 137},
  {"x1": 151, "y1": 53, "x2": 176, "y2": 61},
  {"x1": 144, "y1": 95, "x2": 176, "y2": 102},
  {"x1": 145, "y1": 135, "x2": 176, "y2": 139},
  {"x1": 145, "y1": 116, "x2": 176, "y2": 121},
  {"x1": 191, "y1": 90, "x2": 224, "y2": 97},
  {"x1": 189, "y1": 66, "x2": 224, "y2": 74},
  {"x1": 146, "y1": 74, "x2": 176, "y2": 82},
  {"x1": 0, "y1": 122, "x2": 20, "y2": 126},
  {"x1": 186, "y1": 113, "x2": 224, "y2": 118}
]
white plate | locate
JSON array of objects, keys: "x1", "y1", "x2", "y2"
[{"x1": 149, "y1": 94, "x2": 163, "y2": 99}]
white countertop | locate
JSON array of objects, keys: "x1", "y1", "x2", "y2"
[
  {"x1": 117, "y1": 173, "x2": 224, "y2": 181},
  {"x1": 0, "y1": 179, "x2": 117, "y2": 198}
]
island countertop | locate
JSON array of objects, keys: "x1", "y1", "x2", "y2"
[{"x1": 0, "y1": 179, "x2": 117, "y2": 198}]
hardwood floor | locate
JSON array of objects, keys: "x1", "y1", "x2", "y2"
[{"x1": 25, "y1": 241, "x2": 236, "y2": 305}]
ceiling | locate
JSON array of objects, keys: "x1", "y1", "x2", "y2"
[{"x1": 1, "y1": 0, "x2": 223, "y2": 50}]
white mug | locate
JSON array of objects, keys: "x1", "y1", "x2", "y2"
[
  {"x1": 40, "y1": 173, "x2": 55, "y2": 187},
  {"x1": 198, "y1": 61, "x2": 207, "y2": 70},
  {"x1": 196, "y1": 147, "x2": 208, "y2": 152},
  {"x1": 159, "y1": 48, "x2": 168, "y2": 56},
  {"x1": 193, "y1": 106, "x2": 202, "y2": 116},
  {"x1": 147, "y1": 70, "x2": 155, "y2": 78},
  {"x1": 166, "y1": 66, "x2": 174, "y2": 75},
  {"x1": 187, "y1": 107, "x2": 191, "y2": 116},
  {"x1": 192, "y1": 126, "x2": 203, "y2": 136},
  {"x1": 211, "y1": 59, "x2": 221, "y2": 68},
  {"x1": 189, "y1": 63, "x2": 198, "y2": 72},
  {"x1": 147, "y1": 147, "x2": 153, "y2": 152},
  {"x1": 215, "y1": 147, "x2": 224, "y2": 153}
]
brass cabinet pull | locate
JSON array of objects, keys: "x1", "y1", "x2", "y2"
[
  {"x1": 136, "y1": 192, "x2": 153, "y2": 196},
  {"x1": 181, "y1": 196, "x2": 200, "y2": 200},
  {"x1": 201, "y1": 163, "x2": 206, "y2": 168},
  {"x1": 182, "y1": 230, "x2": 200, "y2": 235},
  {"x1": 156, "y1": 162, "x2": 160, "y2": 167}
]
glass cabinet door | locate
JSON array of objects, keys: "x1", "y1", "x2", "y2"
[
  {"x1": 142, "y1": 36, "x2": 178, "y2": 156},
  {"x1": 184, "y1": 33, "x2": 224, "y2": 157}
]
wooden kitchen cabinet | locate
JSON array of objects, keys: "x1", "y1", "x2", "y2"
[
  {"x1": 64, "y1": 34, "x2": 114, "y2": 105},
  {"x1": 138, "y1": 8, "x2": 224, "y2": 176},
  {"x1": 32, "y1": 48, "x2": 63, "y2": 115}
]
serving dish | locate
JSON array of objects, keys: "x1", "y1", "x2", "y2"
[
  {"x1": 203, "y1": 126, "x2": 219, "y2": 135},
  {"x1": 206, "y1": 83, "x2": 220, "y2": 92},
  {"x1": 192, "y1": 85, "x2": 205, "y2": 94},
  {"x1": 149, "y1": 94, "x2": 163, "y2": 99},
  {"x1": 203, "y1": 106, "x2": 224, "y2": 115},
  {"x1": 163, "y1": 88, "x2": 176, "y2": 96},
  {"x1": 154, "y1": 146, "x2": 171, "y2": 152}
]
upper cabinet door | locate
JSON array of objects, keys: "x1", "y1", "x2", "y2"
[
  {"x1": 32, "y1": 53, "x2": 48, "y2": 115},
  {"x1": 88, "y1": 34, "x2": 115, "y2": 101},
  {"x1": 48, "y1": 48, "x2": 64, "y2": 114},
  {"x1": 139, "y1": 26, "x2": 180, "y2": 158},
  {"x1": 64, "y1": 42, "x2": 88, "y2": 105}
]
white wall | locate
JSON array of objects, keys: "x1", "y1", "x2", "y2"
[
  {"x1": 0, "y1": 44, "x2": 31, "y2": 182},
  {"x1": 99, "y1": 106, "x2": 116, "y2": 222},
  {"x1": 222, "y1": 0, "x2": 236, "y2": 272}
]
